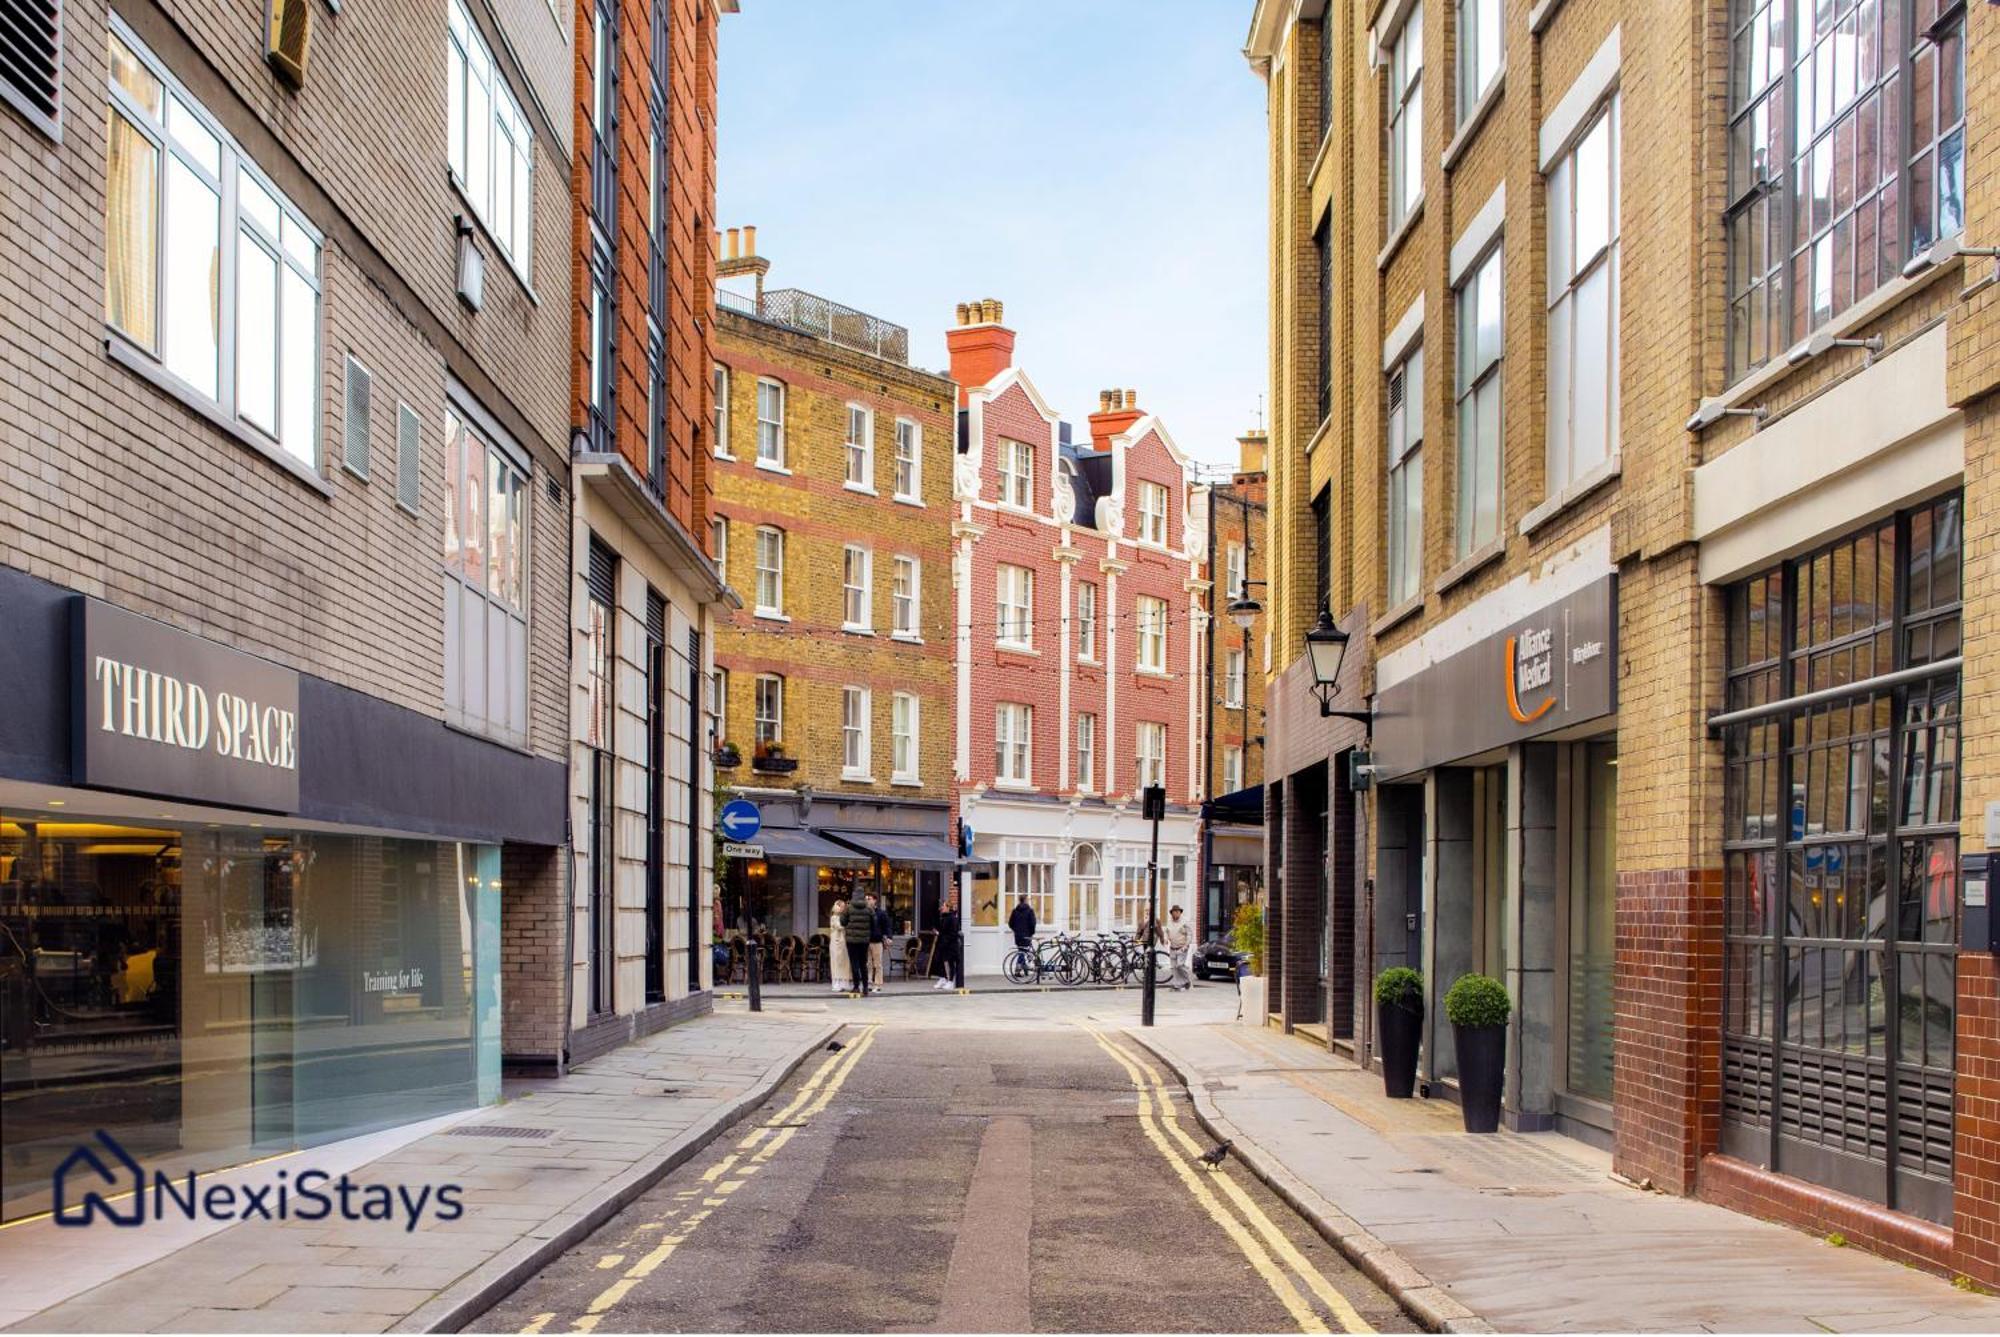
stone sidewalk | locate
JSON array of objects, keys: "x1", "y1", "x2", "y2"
[
  {"x1": 3, "y1": 1010, "x2": 836, "y2": 1334},
  {"x1": 1135, "y1": 1022, "x2": 2000, "y2": 1334}
]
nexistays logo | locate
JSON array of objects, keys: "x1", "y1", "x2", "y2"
[{"x1": 53, "y1": 1131, "x2": 465, "y2": 1232}]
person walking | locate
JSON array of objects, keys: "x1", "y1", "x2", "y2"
[
  {"x1": 1008, "y1": 893, "x2": 1037, "y2": 951},
  {"x1": 828, "y1": 899, "x2": 852, "y2": 994},
  {"x1": 867, "y1": 893, "x2": 890, "y2": 989},
  {"x1": 932, "y1": 896, "x2": 963, "y2": 990},
  {"x1": 843, "y1": 892, "x2": 873, "y2": 996},
  {"x1": 1164, "y1": 905, "x2": 1194, "y2": 991}
]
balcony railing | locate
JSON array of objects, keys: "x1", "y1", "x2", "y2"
[{"x1": 717, "y1": 286, "x2": 909, "y2": 365}]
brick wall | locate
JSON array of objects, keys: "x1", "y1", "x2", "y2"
[
  {"x1": 502, "y1": 840, "x2": 567, "y2": 1072},
  {"x1": 1205, "y1": 476, "x2": 1269, "y2": 800}
]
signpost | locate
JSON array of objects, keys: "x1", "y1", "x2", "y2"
[
  {"x1": 719, "y1": 799, "x2": 763, "y2": 1010},
  {"x1": 1141, "y1": 784, "x2": 1166, "y2": 1028}
]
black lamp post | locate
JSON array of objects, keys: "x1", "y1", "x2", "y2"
[{"x1": 1306, "y1": 607, "x2": 1372, "y2": 726}]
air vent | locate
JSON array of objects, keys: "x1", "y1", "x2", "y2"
[
  {"x1": 266, "y1": 0, "x2": 312, "y2": 88},
  {"x1": 342, "y1": 355, "x2": 371, "y2": 477},
  {"x1": 397, "y1": 401, "x2": 420, "y2": 513},
  {"x1": 0, "y1": 0, "x2": 62, "y2": 137}
]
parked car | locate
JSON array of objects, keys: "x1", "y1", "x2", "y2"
[{"x1": 1192, "y1": 936, "x2": 1249, "y2": 981}]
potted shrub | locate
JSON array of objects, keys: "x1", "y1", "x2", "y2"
[
  {"x1": 1372, "y1": 966, "x2": 1424, "y2": 1099},
  {"x1": 1231, "y1": 903, "x2": 1267, "y2": 1024},
  {"x1": 752, "y1": 740, "x2": 798, "y2": 773},
  {"x1": 1445, "y1": 973, "x2": 1510, "y2": 1133},
  {"x1": 713, "y1": 739, "x2": 743, "y2": 769}
]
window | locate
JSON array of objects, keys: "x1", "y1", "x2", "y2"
[
  {"x1": 1077, "y1": 581, "x2": 1098, "y2": 659},
  {"x1": 1225, "y1": 543, "x2": 1246, "y2": 600},
  {"x1": 1458, "y1": 0, "x2": 1502, "y2": 122},
  {"x1": 1225, "y1": 649, "x2": 1245, "y2": 708},
  {"x1": 442, "y1": 407, "x2": 529, "y2": 744},
  {"x1": 1070, "y1": 843, "x2": 1103, "y2": 932},
  {"x1": 1386, "y1": 4, "x2": 1424, "y2": 231},
  {"x1": 754, "y1": 525, "x2": 785, "y2": 616},
  {"x1": 1135, "y1": 595, "x2": 1167, "y2": 673},
  {"x1": 1136, "y1": 721, "x2": 1167, "y2": 790},
  {"x1": 1224, "y1": 745, "x2": 1245, "y2": 795},
  {"x1": 1076, "y1": 713, "x2": 1097, "y2": 792},
  {"x1": 711, "y1": 516, "x2": 727, "y2": 572},
  {"x1": 999, "y1": 439, "x2": 1034, "y2": 509},
  {"x1": 844, "y1": 403, "x2": 873, "y2": 489},
  {"x1": 1386, "y1": 346, "x2": 1424, "y2": 605},
  {"x1": 756, "y1": 378, "x2": 785, "y2": 465},
  {"x1": 995, "y1": 703, "x2": 1033, "y2": 785},
  {"x1": 1004, "y1": 859, "x2": 1055, "y2": 928},
  {"x1": 842, "y1": 686, "x2": 871, "y2": 778},
  {"x1": 892, "y1": 693, "x2": 919, "y2": 783},
  {"x1": 713, "y1": 365, "x2": 731, "y2": 457},
  {"x1": 892, "y1": 555, "x2": 920, "y2": 637},
  {"x1": 754, "y1": 674, "x2": 783, "y2": 746},
  {"x1": 1455, "y1": 246, "x2": 1503, "y2": 556},
  {"x1": 1113, "y1": 855, "x2": 1150, "y2": 931},
  {"x1": 1547, "y1": 99, "x2": 1620, "y2": 492},
  {"x1": 713, "y1": 667, "x2": 728, "y2": 737},
  {"x1": 997, "y1": 564, "x2": 1034, "y2": 647},
  {"x1": 1315, "y1": 215, "x2": 1333, "y2": 423},
  {"x1": 447, "y1": 0, "x2": 533, "y2": 268},
  {"x1": 1311, "y1": 485, "x2": 1332, "y2": 617},
  {"x1": 588, "y1": 270, "x2": 609, "y2": 415},
  {"x1": 1726, "y1": 0, "x2": 1964, "y2": 379},
  {"x1": 842, "y1": 545, "x2": 872, "y2": 630},
  {"x1": 105, "y1": 27, "x2": 322, "y2": 470},
  {"x1": 894, "y1": 419, "x2": 921, "y2": 500},
  {"x1": 1137, "y1": 481, "x2": 1169, "y2": 546}
]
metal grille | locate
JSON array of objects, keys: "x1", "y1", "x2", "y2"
[
  {"x1": 450, "y1": 1125, "x2": 554, "y2": 1140},
  {"x1": 754, "y1": 288, "x2": 909, "y2": 364},
  {"x1": 1723, "y1": 1038, "x2": 1774, "y2": 1127},
  {"x1": 397, "y1": 402, "x2": 420, "y2": 512},
  {"x1": 343, "y1": 355, "x2": 371, "y2": 476},
  {"x1": 1776, "y1": 1049, "x2": 1887, "y2": 1162},
  {"x1": 1896, "y1": 1067, "x2": 1953, "y2": 1180},
  {"x1": 0, "y1": 0, "x2": 61, "y2": 136}
]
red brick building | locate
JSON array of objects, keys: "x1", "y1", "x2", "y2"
[{"x1": 947, "y1": 302, "x2": 1207, "y2": 972}]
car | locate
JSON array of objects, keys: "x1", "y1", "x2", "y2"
[{"x1": 1192, "y1": 936, "x2": 1249, "y2": 981}]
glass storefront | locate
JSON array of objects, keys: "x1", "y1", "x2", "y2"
[
  {"x1": 0, "y1": 808, "x2": 499, "y2": 1220},
  {"x1": 1565, "y1": 740, "x2": 1617, "y2": 1103}
]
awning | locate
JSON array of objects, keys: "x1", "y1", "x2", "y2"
[
  {"x1": 824, "y1": 829, "x2": 961, "y2": 869},
  {"x1": 753, "y1": 827, "x2": 872, "y2": 866},
  {"x1": 1204, "y1": 782, "x2": 1265, "y2": 825}
]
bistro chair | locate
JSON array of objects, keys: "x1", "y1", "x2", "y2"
[
  {"x1": 802, "y1": 935, "x2": 825, "y2": 983},
  {"x1": 773, "y1": 935, "x2": 797, "y2": 983},
  {"x1": 726, "y1": 936, "x2": 747, "y2": 985}
]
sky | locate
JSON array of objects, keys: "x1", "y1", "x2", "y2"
[{"x1": 715, "y1": 1, "x2": 1268, "y2": 473}]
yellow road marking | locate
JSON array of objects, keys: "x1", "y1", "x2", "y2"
[
  {"x1": 594, "y1": 1254, "x2": 623, "y2": 1270},
  {"x1": 518, "y1": 1313, "x2": 554, "y2": 1335}
]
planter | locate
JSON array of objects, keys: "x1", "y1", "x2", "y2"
[
  {"x1": 1377, "y1": 1000, "x2": 1422, "y2": 1099},
  {"x1": 1237, "y1": 975, "x2": 1268, "y2": 1025},
  {"x1": 713, "y1": 746, "x2": 742, "y2": 770},
  {"x1": 1453, "y1": 1023, "x2": 1506, "y2": 1133},
  {"x1": 752, "y1": 755, "x2": 800, "y2": 774}
]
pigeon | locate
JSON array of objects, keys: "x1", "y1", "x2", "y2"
[
  {"x1": 825, "y1": 1040, "x2": 846, "y2": 1052},
  {"x1": 1197, "y1": 1140, "x2": 1232, "y2": 1169}
]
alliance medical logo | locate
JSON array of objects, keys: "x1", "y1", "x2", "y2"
[{"x1": 52, "y1": 1131, "x2": 465, "y2": 1232}]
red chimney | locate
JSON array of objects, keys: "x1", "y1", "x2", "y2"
[
  {"x1": 946, "y1": 298, "x2": 1015, "y2": 404},
  {"x1": 1087, "y1": 388, "x2": 1143, "y2": 448}
]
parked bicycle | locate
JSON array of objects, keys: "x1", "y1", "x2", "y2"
[{"x1": 1003, "y1": 930, "x2": 1176, "y2": 987}]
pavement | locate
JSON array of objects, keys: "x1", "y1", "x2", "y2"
[
  {"x1": 1136, "y1": 1020, "x2": 2000, "y2": 1334},
  {"x1": 1, "y1": 1010, "x2": 838, "y2": 1334}
]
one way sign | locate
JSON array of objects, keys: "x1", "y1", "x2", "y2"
[{"x1": 719, "y1": 798, "x2": 762, "y2": 842}]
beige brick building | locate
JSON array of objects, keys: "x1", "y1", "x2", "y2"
[
  {"x1": 1249, "y1": 0, "x2": 2000, "y2": 1285},
  {"x1": 1200, "y1": 431, "x2": 1271, "y2": 943}
]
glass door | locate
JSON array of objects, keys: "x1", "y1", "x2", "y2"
[{"x1": 1565, "y1": 741, "x2": 1617, "y2": 1103}]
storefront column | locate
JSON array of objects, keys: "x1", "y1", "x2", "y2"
[
  {"x1": 1266, "y1": 779, "x2": 1286, "y2": 1020},
  {"x1": 1510, "y1": 743, "x2": 1559, "y2": 1130},
  {"x1": 1429, "y1": 770, "x2": 1475, "y2": 1082},
  {"x1": 1279, "y1": 771, "x2": 1320, "y2": 1032},
  {"x1": 501, "y1": 842, "x2": 566, "y2": 1075}
]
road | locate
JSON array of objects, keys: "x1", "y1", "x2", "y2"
[{"x1": 473, "y1": 1009, "x2": 1412, "y2": 1334}]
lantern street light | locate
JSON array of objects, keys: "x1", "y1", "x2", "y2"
[{"x1": 1305, "y1": 607, "x2": 1372, "y2": 726}]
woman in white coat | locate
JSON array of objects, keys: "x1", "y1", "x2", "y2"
[{"x1": 828, "y1": 899, "x2": 852, "y2": 992}]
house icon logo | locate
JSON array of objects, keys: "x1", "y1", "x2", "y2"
[{"x1": 52, "y1": 1131, "x2": 146, "y2": 1228}]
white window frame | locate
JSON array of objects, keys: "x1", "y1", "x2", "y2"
[
  {"x1": 1135, "y1": 595, "x2": 1167, "y2": 673},
  {"x1": 893, "y1": 418, "x2": 922, "y2": 502},
  {"x1": 998, "y1": 439, "x2": 1034, "y2": 511},
  {"x1": 754, "y1": 673, "x2": 783, "y2": 746},
  {"x1": 892, "y1": 692, "x2": 919, "y2": 784},
  {"x1": 844, "y1": 402, "x2": 874, "y2": 491},
  {"x1": 1076, "y1": 713, "x2": 1097, "y2": 793},
  {"x1": 1137, "y1": 481, "x2": 1169, "y2": 547},
  {"x1": 1004, "y1": 857, "x2": 1056, "y2": 929},
  {"x1": 842, "y1": 545, "x2": 873, "y2": 631},
  {"x1": 442, "y1": 400, "x2": 530, "y2": 746},
  {"x1": 891, "y1": 555, "x2": 921, "y2": 639},
  {"x1": 1546, "y1": 96, "x2": 1620, "y2": 496},
  {"x1": 711, "y1": 516, "x2": 728, "y2": 573},
  {"x1": 1225, "y1": 542, "x2": 1246, "y2": 600},
  {"x1": 1136, "y1": 721, "x2": 1167, "y2": 790},
  {"x1": 997, "y1": 564, "x2": 1034, "y2": 649},
  {"x1": 447, "y1": 0, "x2": 533, "y2": 273},
  {"x1": 713, "y1": 364, "x2": 732, "y2": 458},
  {"x1": 1386, "y1": 3, "x2": 1425, "y2": 232},
  {"x1": 995, "y1": 702, "x2": 1033, "y2": 787},
  {"x1": 1077, "y1": 581, "x2": 1098, "y2": 660},
  {"x1": 1454, "y1": 245, "x2": 1503, "y2": 557},
  {"x1": 842, "y1": 685, "x2": 872, "y2": 779},
  {"x1": 1456, "y1": 0, "x2": 1502, "y2": 124},
  {"x1": 754, "y1": 525, "x2": 785, "y2": 618},
  {"x1": 1386, "y1": 344, "x2": 1424, "y2": 605},
  {"x1": 756, "y1": 378, "x2": 786, "y2": 468},
  {"x1": 1224, "y1": 648, "x2": 1245, "y2": 708},
  {"x1": 1224, "y1": 745, "x2": 1244, "y2": 795},
  {"x1": 104, "y1": 23, "x2": 324, "y2": 475}
]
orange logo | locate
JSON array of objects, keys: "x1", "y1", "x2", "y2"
[{"x1": 1504, "y1": 632, "x2": 1557, "y2": 724}]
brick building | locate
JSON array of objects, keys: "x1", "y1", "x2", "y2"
[
  {"x1": 1200, "y1": 430, "x2": 1270, "y2": 943},
  {"x1": 0, "y1": 0, "x2": 571, "y2": 1214},
  {"x1": 563, "y1": 0, "x2": 734, "y2": 1063},
  {"x1": 948, "y1": 302, "x2": 1207, "y2": 974},
  {"x1": 1248, "y1": 0, "x2": 2000, "y2": 1287},
  {"x1": 708, "y1": 235, "x2": 959, "y2": 964}
]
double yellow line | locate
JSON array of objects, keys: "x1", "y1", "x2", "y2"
[
  {"x1": 524, "y1": 1025, "x2": 879, "y2": 1335},
  {"x1": 1081, "y1": 1024, "x2": 1375, "y2": 1335}
]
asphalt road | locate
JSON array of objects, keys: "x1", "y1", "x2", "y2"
[{"x1": 472, "y1": 1020, "x2": 1412, "y2": 1334}]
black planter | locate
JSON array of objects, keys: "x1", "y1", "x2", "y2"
[
  {"x1": 1453, "y1": 1023, "x2": 1506, "y2": 1133},
  {"x1": 1377, "y1": 1000, "x2": 1422, "y2": 1099}
]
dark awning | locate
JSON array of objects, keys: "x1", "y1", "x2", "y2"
[
  {"x1": 756, "y1": 827, "x2": 872, "y2": 866},
  {"x1": 824, "y1": 829, "x2": 960, "y2": 869},
  {"x1": 1204, "y1": 782, "x2": 1265, "y2": 825}
]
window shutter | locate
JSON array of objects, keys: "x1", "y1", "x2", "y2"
[
  {"x1": 395, "y1": 403, "x2": 420, "y2": 512},
  {"x1": 587, "y1": 535, "x2": 617, "y2": 606},
  {"x1": 1387, "y1": 366, "x2": 1404, "y2": 414},
  {"x1": 343, "y1": 355, "x2": 371, "y2": 477},
  {"x1": 646, "y1": 587, "x2": 666, "y2": 643},
  {"x1": 0, "y1": 0, "x2": 60, "y2": 138}
]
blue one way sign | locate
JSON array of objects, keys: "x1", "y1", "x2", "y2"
[{"x1": 719, "y1": 798, "x2": 762, "y2": 842}]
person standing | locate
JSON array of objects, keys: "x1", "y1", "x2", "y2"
[
  {"x1": 867, "y1": 893, "x2": 890, "y2": 989},
  {"x1": 828, "y1": 899, "x2": 852, "y2": 994},
  {"x1": 1164, "y1": 905, "x2": 1194, "y2": 991},
  {"x1": 843, "y1": 892, "x2": 873, "y2": 996},
  {"x1": 932, "y1": 896, "x2": 963, "y2": 991},
  {"x1": 1008, "y1": 893, "x2": 1037, "y2": 950}
]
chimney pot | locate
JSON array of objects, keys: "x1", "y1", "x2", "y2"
[
  {"x1": 744, "y1": 225, "x2": 758, "y2": 256},
  {"x1": 992, "y1": 300, "x2": 1005, "y2": 323},
  {"x1": 726, "y1": 227, "x2": 740, "y2": 259},
  {"x1": 1126, "y1": 389, "x2": 1137, "y2": 410},
  {"x1": 956, "y1": 302, "x2": 970, "y2": 326}
]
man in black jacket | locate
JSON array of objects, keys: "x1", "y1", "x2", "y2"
[
  {"x1": 867, "y1": 893, "x2": 891, "y2": 989},
  {"x1": 932, "y1": 897, "x2": 963, "y2": 991},
  {"x1": 1008, "y1": 894, "x2": 1037, "y2": 950}
]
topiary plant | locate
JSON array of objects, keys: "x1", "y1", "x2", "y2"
[
  {"x1": 1373, "y1": 966, "x2": 1424, "y2": 1011},
  {"x1": 1231, "y1": 902, "x2": 1266, "y2": 975},
  {"x1": 1444, "y1": 973, "x2": 1511, "y2": 1029}
]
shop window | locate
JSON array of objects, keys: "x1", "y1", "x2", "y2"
[{"x1": 1069, "y1": 843, "x2": 1102, "y2": 932}]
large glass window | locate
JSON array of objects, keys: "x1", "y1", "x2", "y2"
[
  {"x1": 447, "y1": 0, "x2": 533, "y2": 268},
  {"x1": 1455, "y1": 247, "x2": 1503, "y2": 556},
  {"x1": 1386, "y1": 5, "x2": 1425, "y2": 231},
  {"x1": 443, "y1": 408, "x2": 529, "y2": 746},
  {"x1": 105, "y1": 26, "x2": 322, "y2": 469},
  {"x1": 1721, "y1": 493, "x2": 1961, "y2": 1223},
  {"x1": 1565, "y1": 740, "x2": 1617, "y2": 1103},
  {"x1": 1386, "y1": 345, "x2": 1424, "y2": 605},
  {"x1": 1547, "y1": 99, "x2": 1620, "y2": 492}
]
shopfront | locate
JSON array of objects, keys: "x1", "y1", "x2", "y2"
[
  {"x1": 0, "y1": 582, "x2": 563, "y2": 1222},
  {"x1": 1203, "y1": 787, "x2": 1266, "y2": 944},
  {"x1": 1372, "y1": 566, "x2": 1617, "y2": 1138}
]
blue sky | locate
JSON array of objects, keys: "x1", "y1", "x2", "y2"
[{"x1": 716, "y1": 1, "x2": 1267, "y2": 471}]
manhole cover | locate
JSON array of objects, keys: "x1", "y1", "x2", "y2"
[{"x1": 450, "y1": 1125, "x2": 556, "y2": 1140}]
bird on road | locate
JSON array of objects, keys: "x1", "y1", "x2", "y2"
[
  {"x1": 826, "y1": 1040, "x2": 846, "y2": 1052},
  {"x1": 1197, "y1": 1140, "x2": 1232, "y2": 1170}
]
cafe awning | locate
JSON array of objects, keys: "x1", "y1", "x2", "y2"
[
  {"x1": 754, "y1": 827, "x2": 873, "y2": 866},
  {"x1": 824, "y1": 829, "x2": 961, "y2": 869}
]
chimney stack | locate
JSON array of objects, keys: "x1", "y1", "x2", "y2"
[
  {"x1": 945, "y1": 297, "x2": 1016, "y2": 404},
  {"x1": 1236, "y1": 428, "x2": 1269, "y2": 477},
  {"x1": 743, "y1": 225, "x2": 758, "y2": 256},
  {"x1": 1087, "y1": 386, "x2": 1143, "y2": 448}
]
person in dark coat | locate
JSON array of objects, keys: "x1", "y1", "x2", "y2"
[
  {"x1": 867, "y1": 893, "x2": 891, "y2": 989},
  {"x1": 843, "y1": 891, "x2": 874, "y2": 995},
  {"x1": 1008, "y1": 894, "x2": 1037, "y2": 950},
  {"x1": 932, "y1": 897, "x2": 963, "y2": 990}
]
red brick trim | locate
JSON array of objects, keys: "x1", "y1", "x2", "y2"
[{"x1": 1698, "y1": 1154, "x2": 1954, "y2": 1277}]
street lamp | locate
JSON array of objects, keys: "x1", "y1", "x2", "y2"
[{"x1": 1306, "y1": 607, "x2": 1371, "y2": 726}]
